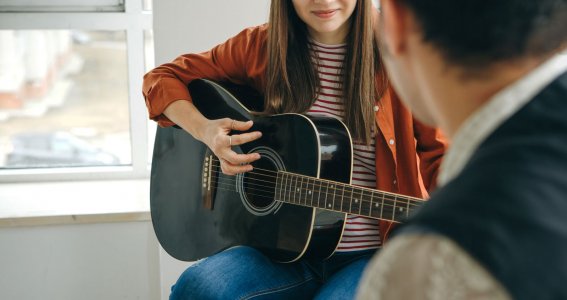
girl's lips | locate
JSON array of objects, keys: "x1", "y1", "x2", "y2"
[{"x1": 312, "y1": 9, "x2": 338, "y2": 19}]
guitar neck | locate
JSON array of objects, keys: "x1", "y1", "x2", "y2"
[{"x1": 274, "y1": 171, "x2": 424, "y2": 223}]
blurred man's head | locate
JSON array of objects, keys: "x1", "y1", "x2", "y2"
[{"x1": 378, "y1": 0, "x2": 567, "y2": 130}]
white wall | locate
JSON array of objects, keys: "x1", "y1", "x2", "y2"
[
  {"x1": 152, "y1": 1, "x2": 270, "y2": 299},
  {"x1": 153, "y1": 0, "x2": 270, "y2": 64},
  {"x1": 0, "y1": 221, "x2": 160, "y2": 300}
]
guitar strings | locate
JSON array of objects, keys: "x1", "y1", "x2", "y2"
[
  {"x1": 212, "y1": 158, "x2": 422, "y2": 202},
  {"x1": 211, "y1": 179, "x2": 417, "y2": 213},
  {"x1": 206, "y1": 165, "x2": 421, "y2": 210},
  {"x1": 208, "y1": 181, "x2": 409, "y2": 220},
  {"x1": 209, "y1": 164, "x2": 421, "y2": 208},
  {"x1": 208, "y1": 167, "x2": 422, "y2": 209},
  {"x1": 211, "y1": 178, "x2": 404, "y2": 208},
  {"x1": 208, "y1": 157, "x2": 422, "y2": 207}
]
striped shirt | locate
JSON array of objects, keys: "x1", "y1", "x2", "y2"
[{"x1": 306, "y1": 40, "x2": 381, "y2": 252}]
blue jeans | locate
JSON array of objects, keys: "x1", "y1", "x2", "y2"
[{"x1": 169, "y1": 246, "x2": 376, "y2": 300}]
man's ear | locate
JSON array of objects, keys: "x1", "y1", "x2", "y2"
[{"x1": 380, "y1": 0, "x2": 408, "y2": 56}]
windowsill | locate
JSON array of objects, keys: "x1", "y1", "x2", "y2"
[{"x1": 0, "y1": 179, "x2": 151, "y2": 227}]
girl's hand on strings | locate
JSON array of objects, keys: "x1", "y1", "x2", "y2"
[{"x1": 199, "y1": 118, "x2": 262, "y2": 175}]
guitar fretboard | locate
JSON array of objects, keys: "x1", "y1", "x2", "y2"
[{"x1": 275, "y1": 171, "x2": 423, "y2": 223}]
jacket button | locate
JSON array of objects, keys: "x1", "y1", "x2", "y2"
[{"x1": 389, "y1": 139, "x2": 395, "y2": 145}]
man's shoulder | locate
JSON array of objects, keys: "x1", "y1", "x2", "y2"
[{"x1": 477, "y1": 71, "x2": 567, "y2": 169}]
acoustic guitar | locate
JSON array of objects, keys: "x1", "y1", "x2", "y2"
[{"x1": 150, "y1": 79, "x2": 424, "y2": 263}]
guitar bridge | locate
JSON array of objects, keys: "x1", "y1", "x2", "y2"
[{"x1": 202, "y1": 150, "x2": 218, "y2": 210}]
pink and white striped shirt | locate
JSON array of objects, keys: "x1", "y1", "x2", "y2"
[{"x1": 306, "y1": 40, "x2": 381, "y2": 252}]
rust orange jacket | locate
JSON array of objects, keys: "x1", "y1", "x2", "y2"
[{"x1": 142, "y1": 24, "x2": 448, "y2": 242}]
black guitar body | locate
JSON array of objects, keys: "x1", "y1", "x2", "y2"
[{"x1": 150, "y1": 79, "x2": 353, "y2": 262}]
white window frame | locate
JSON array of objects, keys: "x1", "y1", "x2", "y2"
[
  {"x1": 0, "y1": 0, "x2": 153, "y2": 183},
  {"x1": 0, "y1": 0, "x2": 125, "y2": 12}
]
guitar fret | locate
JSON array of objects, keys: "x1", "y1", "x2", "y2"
[
  {"x1": 393, "y1": 196, "x2": 410, "y2": 222},
  {"x1": 323, "y1": 181, "x2": 331, "y2": 209},
  {"x1": 287, "y1": 173, "x2": 293, "y2": 204},
  {"x1": 391, "y1": 195, "x2": 397, "y2": 222},
  {"x1": 342, "y1": 185, "x2": 349, "y2": 213},
  {"x1": 341, "y1": 186, "x2": 346, "y2": 213},
  {"x1": 298, "y1": 176, "x2": 303, "y2": 205},
  {"x1": 283, "y1": 173, "x2": 289, "y2": 203},
  {"x1": 350, "y1": 186, "x2": 356, "y2": 214},
  {"x1": 291, "y1": 174, "x2": 296, "y2": 204},
  {"x1": 280, "y1": 172, "x2": 288, "y2": 202},
  {"x1": 379, "y1": 192, "x2": 385, "y2": 220},
  {"x1": 331, "y1": 183, "x2": 340, "y2": 212},
  {"x1": 293, "y1": 175, "x2": 301, "y2": 204},
  {"x1": 301, "y1": 176, "x2": 306, "y2": 205},
  {"x1": 369, "y1": 192, "x2": 381, "y2": 219},
  {"x1": 275, "y1": 172, "x2": 282, "y2": 201},
  {"x1": 305, "y1": 177, "x2": 311, "y2": 206},
  {"x1": 313, "y1": 177, "x2": 321, "y2": 208},
  {"x1": 359, "y1": 190, "x2": 364, "y2": 215},
  {"x1": 327, "y1": 183, "x2": 335, "y2": 210},
  {"x1": 369, "y1": 190, "x2": 374, "y2": 217},
  {"x1": 352, "y1": 190, "x2": 364, "y2": 214},
  {"x1": 302, "y1": 176, "x2": 307, "y2": 206},
  {"x1": 319, "y1": 180, "x2": 325, "y2": 209},
  {"x1": 317, "y1": 177, "x2": 329, "y2": 208},
  {"x1": 349, "y1": 187, "x2": 355, "y2": 214},
  {"x1": 359, "y1": 189, "x2": 372, "y2": 217},
  {"x1": 308, "y1": 177, "x2": 314, "y2": 207},
  {"x1": 381, "y1": 194, "x2": 395, "y2": 221},
  {"x1": 382, "y1": 194, "x2": 396, "y2": 221},
  {"x1": 287, "y1": 173, "x2": 292, "y2": 204},
  {"x1": 340, "y1": 184, "x2": 346, "y2": 212}
]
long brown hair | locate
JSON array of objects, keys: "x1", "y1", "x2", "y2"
[{"x1": 265, "y1": 0, "x2": 387, "y2": 144}]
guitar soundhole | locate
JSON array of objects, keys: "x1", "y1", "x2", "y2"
[
  {"x1": 236, "y1": 146, "x2": 284, "y2": 216},
  {"x1": 243, "y1": 156, "x2": 276, "y2": 209}
]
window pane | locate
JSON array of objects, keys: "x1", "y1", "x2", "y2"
[{"x1": 0, "y1": 30, "x2": 131, "y2": 169}]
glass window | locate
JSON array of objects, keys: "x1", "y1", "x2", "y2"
[
  {"x1": 0, "y1": 0, "x2": 153, "y2": 182},
  {"x1": 0, "y1": 30, "x2": 130, "y2": 169}
]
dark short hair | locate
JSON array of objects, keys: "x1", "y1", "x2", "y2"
[{"x1": 400, "y1": 0, "x2": 567, "y2": 68}]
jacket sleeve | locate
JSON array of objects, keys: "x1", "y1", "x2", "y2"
[
  {"x1": 413, "y1": 118, "x2": 448, "y2": 192},
  {"x1": 142, "y1": 25, "x2": 266, "y2": 127}
]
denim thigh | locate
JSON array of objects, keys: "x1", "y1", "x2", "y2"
[
  {"x1": 169, "y1": 246, "x2": 319, "y2": 300},
  {"x1": 313, "y1": 253, "x2": 374, "y2": 300}
]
